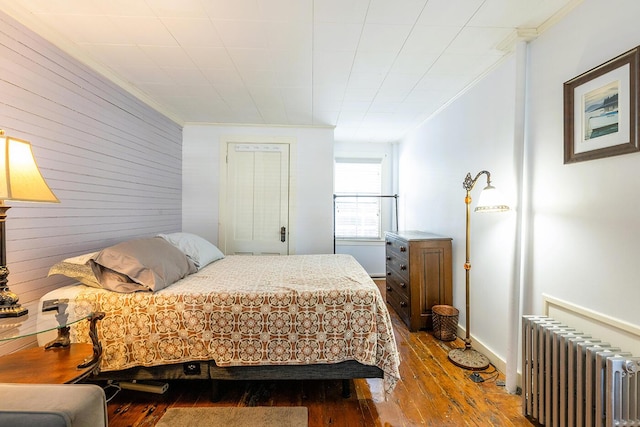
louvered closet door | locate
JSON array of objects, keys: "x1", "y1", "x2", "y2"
[{"x1": 225, "y1": 143, "x2": 290, "y2": 255}]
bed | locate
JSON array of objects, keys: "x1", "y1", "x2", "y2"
[{"x1": 41, "y1": 234, "x2": 401, "y2": 399}]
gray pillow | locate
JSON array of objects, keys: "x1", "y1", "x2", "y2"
[{"x1": 90, "y1": 237, "x2": 197, "y2": 293}]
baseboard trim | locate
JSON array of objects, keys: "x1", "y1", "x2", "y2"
[{"x1": 454, "y1": 326, "x2": 523, "y2": 392}]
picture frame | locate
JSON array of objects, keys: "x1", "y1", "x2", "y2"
[{"x1": 563, "y1": 46, "x2": 640, "y2": 164}]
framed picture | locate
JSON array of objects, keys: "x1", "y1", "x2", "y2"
[{"x1": 563, "y1": 47, "x2": 640, "y2": 164}]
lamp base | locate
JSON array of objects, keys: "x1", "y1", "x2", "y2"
[
  {"x1": 0, "y1": 304, "x2": 27, "y2": 318},
  {"x1": 0, "y1": 285, "x2": 28, "y2": 318},
  {"x1": 448, "y1": 347, "x2": 490, "y2": 371}
]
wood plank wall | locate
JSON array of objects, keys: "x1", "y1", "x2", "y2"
[{"x1": 0, "y1": 11, "x2": 183, "y2": 354}]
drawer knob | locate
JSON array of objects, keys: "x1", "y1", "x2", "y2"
[
  {"x1": 386, "y1": 256, "x2": 391, "y2": 261},
  {"x1": 387, "y1": 271, "x2": 391, "y2": 276},
  {"x1": 400, "y1": 282, "x2": 406, "y2": 288},
  {"x1": 386, "y1": 241, "x2": 391, "y2": 245},
  {"x1": 386, "y1": 286, "x2": 391, "y2": 291},
  {"x1": 400, "y1": 301, "x2": 407, "y2": 307},
  {"x1": 400, "y1": 246, "x2": 406, "y2": 252},
  {"x1": 400, "y1": 264, "x2": 407, "y2": 270}
]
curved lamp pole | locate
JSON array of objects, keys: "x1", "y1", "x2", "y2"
[{"x1": 448, "y1": 170, "x2": 509, "y2": 371}]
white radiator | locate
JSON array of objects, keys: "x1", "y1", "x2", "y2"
[{"x1": 522, "y1": 315, "x2": 640, "y2": 427}]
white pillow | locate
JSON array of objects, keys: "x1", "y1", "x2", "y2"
[{"x1": 157, "y1": 232, "x2": 224, "y2": 270}]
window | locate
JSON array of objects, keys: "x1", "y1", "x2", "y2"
[{"x1": 334, "y1": 159, "x2": 383, "y2": 239}]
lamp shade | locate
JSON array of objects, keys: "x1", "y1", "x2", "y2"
[
  {"x1": 0, "y1": 134, "x2": 59, "y2": 203},
  {"x1": 474, "y1": 184, "x2": 509, "y2": 213}
]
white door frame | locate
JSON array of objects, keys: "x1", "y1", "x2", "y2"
[{"x1": 218, "y1": 134, "x2": 297, "y2": 255}]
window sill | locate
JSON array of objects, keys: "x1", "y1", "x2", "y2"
[{"x1": 335, "y1": 239, "x2": 385, "y2": 246}]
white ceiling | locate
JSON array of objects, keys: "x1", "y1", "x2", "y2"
[{"x1": 1, "y1": 0, "x2": 579, "y2": 143}]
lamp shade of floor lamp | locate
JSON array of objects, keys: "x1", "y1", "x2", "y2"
[
  {"x1": 448, "y1": 170, "x2": 509, "y2": 371},
  {"x1": 0, "y1": 130, "x2": 59, "y2": 318}
]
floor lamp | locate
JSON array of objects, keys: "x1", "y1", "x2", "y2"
[
  {"x1": 0, "y1": 130, "x2": 59, "y2": 318},
  {"x1": 448, "y1": 170, "x2": 509, "y2": 371}
]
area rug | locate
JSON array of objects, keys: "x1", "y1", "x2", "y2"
[{"x1": 156, "y1": 406, "x2": 308, "y2": 427}]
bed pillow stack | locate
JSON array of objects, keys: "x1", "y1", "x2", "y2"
[
  {"x1": 48, "y1": 233, "x2": 223, "y2": 293},
  {"x1": 89, "y1": 237, "x2": 197, "y2": 293}
]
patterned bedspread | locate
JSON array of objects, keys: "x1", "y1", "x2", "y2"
[{"x1": 69, "y1": 254, "x2": 400, "y2": 392}]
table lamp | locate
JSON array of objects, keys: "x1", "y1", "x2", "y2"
[
  {"x1": 448, "y1": 170, "x2": 509, "y2": 370},
  {"x1": 0, "y1": 130, "x2": 59, "y2": 318}
]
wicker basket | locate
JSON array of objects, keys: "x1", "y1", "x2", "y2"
[{"x1": 431, "y1": 305, "x2": 459, "y2": 341}]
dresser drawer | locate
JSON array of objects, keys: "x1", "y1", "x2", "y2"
[
  {"x1": 386, "y1": 271, "x2": 409, "y2": 301},
  {"x1": 386, "y1": 282, "x2": 410, "y2": 326},
  {"x1": 385, "y1": 236, "x2": 409, "y2": 259},
  {"x1": 386, "y1": 252, "x2": 409, "y2": 282}
]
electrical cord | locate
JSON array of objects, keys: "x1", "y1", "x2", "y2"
[
  {"x1": 468, "y1": 364, "x2": 500, "y2": 383},
  {"x1": 103, "y1": 381, "x2": 122, "y2": 403}
]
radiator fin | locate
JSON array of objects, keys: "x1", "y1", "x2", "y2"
[{"x1": 522, "y1": 315, "x2": 640, "y2": 427}]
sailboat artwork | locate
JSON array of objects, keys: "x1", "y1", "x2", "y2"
[
  {"x1": 564, "y1": 47, "x2": 639, "y2": 164},
  {"x1": 583, "y1": 80, "x2": 619, "y2": 140}
]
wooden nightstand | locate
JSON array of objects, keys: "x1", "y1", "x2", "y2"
[{"x1": 0, "y1": 301, "x2": 104, "y2": 384}]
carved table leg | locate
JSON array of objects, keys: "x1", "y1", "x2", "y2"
[
  {"x1": 78, "y1": 311, "x2": 105, "y2": 370},
  {"x1": 44, "y1": 326, "x2": 71, "y2": 349}
]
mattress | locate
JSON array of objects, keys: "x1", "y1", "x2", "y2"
[{"x1": 39, "y1": 254, "x2": 400, "y2": 392}]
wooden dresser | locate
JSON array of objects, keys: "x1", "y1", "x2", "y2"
[{"x1": 385, "y1": 231, "x2": 453, "y2": 332}]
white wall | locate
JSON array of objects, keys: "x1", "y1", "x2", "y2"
[
  {"x1": 0, "y1": 11, "x2": 182, "y2": 354},
  {"x1": 398, "y1": 55, "x2": 519, "y2": 366},
  {"x1": 182, "y1": 124, "x2": 335, "y2": 255},
  {"x1": 398, "y1": 0, "x2": 640, "y2": 383},
  {"x1": 525, "y1": 0, "x2": 640, "y2": 330}
]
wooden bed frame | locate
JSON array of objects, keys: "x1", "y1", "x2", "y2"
[{"x1": 94, "y1": 360, "x2": 384, "y2": 400}]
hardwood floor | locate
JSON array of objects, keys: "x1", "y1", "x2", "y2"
[{"x1": 100, "y1": 300, "x2": 531, "y2": 426}]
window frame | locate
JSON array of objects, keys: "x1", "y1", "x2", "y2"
[{"x1": 333, "y1": 156, "x2": 391, "y2": 242}]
